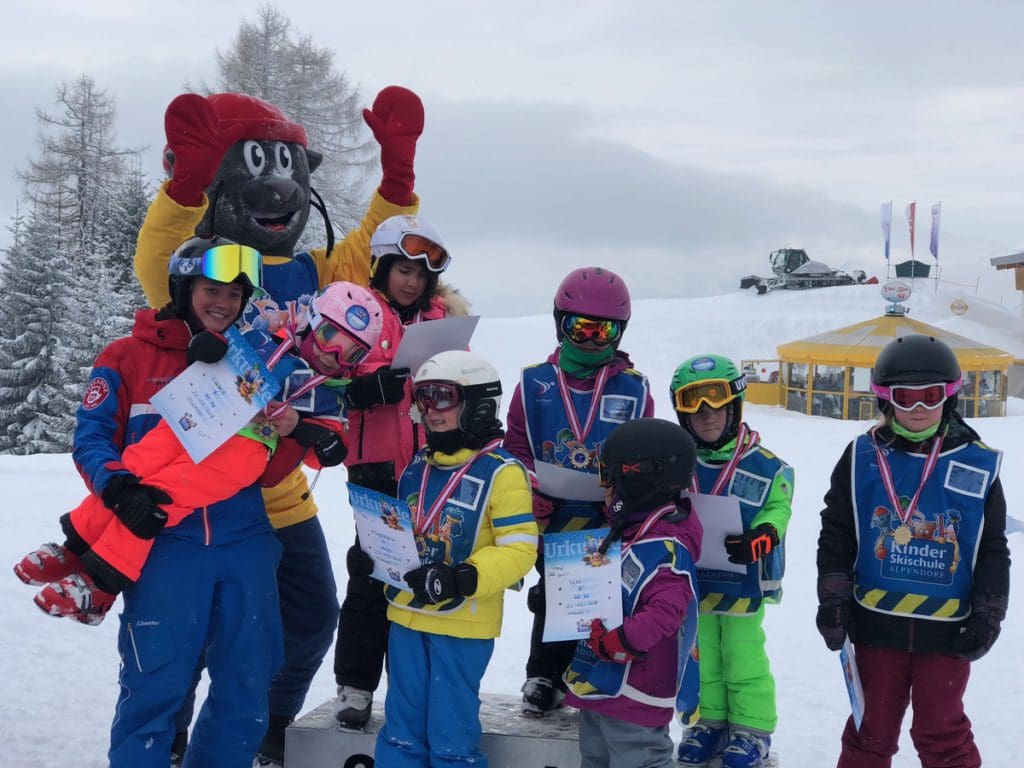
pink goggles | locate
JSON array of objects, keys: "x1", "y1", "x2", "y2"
[{"x1": 871, "y1": 379, "x2": 961, "y2": 411}]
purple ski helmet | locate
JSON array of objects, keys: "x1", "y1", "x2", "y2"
[{"x1": 553, "y1": 267, "x2": 631, "y2": 340}]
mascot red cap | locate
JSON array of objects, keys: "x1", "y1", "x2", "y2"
[{"x1": 206, "y1": 93, "x2": 308, "y2": 147}]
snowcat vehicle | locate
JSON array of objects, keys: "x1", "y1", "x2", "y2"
[{"x1": 740, "y1": 248, "x2": 868, "y2": 294}]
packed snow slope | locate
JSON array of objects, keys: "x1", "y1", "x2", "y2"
[{"x1": 1, "y1": 281, "x2": 1020, "y2": 766}]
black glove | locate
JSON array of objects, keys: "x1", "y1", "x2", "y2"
[
  {"x1": 346, "y1": 544, "x2": 375, "y2": 578},
  {"x1": 724, "y1": 523, "x2": 779, "y2": 565},
  {"x1": 344, "y1": 367, "x2": 410, "y2": 410},
  {"x1": 954, "y1": 595, "x2": 1007, "y2": 661},
  {"x1": 404, "y1": 562, "x2": 478, "y2": 604},
  {"x1": 186, "y1": 330, "x2": 229, "y2": 364},
  {"x1": 816, "y1": 572, "x2": 853, "y2": 651},
  {"x1": 102, "y1": 475, "x2": 172, "y2": 540},
  {"x1": 290, "y1": 420, "x2": 348, "y2": 467}
]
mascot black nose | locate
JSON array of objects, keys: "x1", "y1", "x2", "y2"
[{"x1": 242, "y1": 176, "x2": 303, "y2": 212}]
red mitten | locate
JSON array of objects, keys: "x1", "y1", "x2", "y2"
[
  {"x1": 363, "y1": 86, "x2": 424, "y2": 206},
  {"x1": 587, "y1": 619, "x2": 640, "y2": 663},
  {"x1": 164, "y1": 94, "x2": 245, "y2": 207}
]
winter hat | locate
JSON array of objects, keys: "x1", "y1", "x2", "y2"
[{"x1": 206, "y1": 93, "x2": 308, "y2": 147}]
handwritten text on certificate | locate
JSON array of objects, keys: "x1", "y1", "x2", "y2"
[{"x1": 542, "y1": 528, "x2": 622, "y2": 642}]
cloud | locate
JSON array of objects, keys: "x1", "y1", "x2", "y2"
[{"x1": 413, "y1": 98, "x2": 880, "y2": 314}]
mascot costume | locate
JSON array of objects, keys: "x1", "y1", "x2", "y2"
[{"x1": 133, "y1": 86, "x2": 424, "y2": 765}]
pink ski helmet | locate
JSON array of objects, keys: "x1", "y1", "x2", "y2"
[
  {"x1": 553, "y1": 267, "x2": 631, "y2": 340},
  {"x1": 301, "y1": 282, "x2": 384, "y2": 377}
]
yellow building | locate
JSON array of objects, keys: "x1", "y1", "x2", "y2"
[{"x1": 742, "y1": 314, "x2": 1013, "y2": 419}]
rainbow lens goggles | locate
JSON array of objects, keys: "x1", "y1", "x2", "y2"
[
  {"x1": 171, "y1": 244, "x2": 263, "y2": 288},
  {"x1": 870, "y1": 379, "x2": 961, "y2": 412},
  {"x1": 673, "y1": 378, "x2": 742, "y2": 413},
  {"x1": 396, "y1": 233, "x2": 451, "y2": 273},
  {"x1": 312, "y1": 321, "x2": 371, "y2": 365},
  {"x1": 560, "y1": 314, "x2": 623, "y2": 346}
]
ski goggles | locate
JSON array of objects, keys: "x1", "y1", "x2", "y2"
[
  {"x1": 311, "y1": 320, "x2": 371, "y2": 365},
  {"x1": 391, "y1": 233, "x2": 451, "y2": 273},
  {"x1": 870, "y1": 379, "x2": 961, "y2": 411},
  {"x1": 170, "y1": 244, "x2": 263, "y2": 288},
  {"x1": 560, "y1": 314, "x2": 623, "y2": 346},
  {"x1": 412, "y1": 380, "x2": 502, "y2": 414},
  {"x1": 673, "y1": 378, "x2": 742, "y2": 413}
]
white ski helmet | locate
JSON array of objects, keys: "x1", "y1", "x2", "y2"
[
  {"x1": 300, "y1": 281, "x2": 384, "y2": 376},
  {"x1": 411, "y1": 350, "x2": 502, "y2": 437}
]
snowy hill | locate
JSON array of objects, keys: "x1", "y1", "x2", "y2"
[{"x1": 1, "y1": 282, "x2": 1021, "y2": 767}]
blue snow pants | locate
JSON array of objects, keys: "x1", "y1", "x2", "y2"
[
  {"x1": 108, "y1": 532, "x2": 283, "y2": 768},
  {"x1": 375, "y1": 623, "x2": 494, "y2": 767},
  {"x1": 268, "y1": 515, "x2": 340, "y2": 718}
]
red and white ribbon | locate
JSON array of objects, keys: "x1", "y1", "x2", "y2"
[{"x1": 414, "y1": 438, "x2": 503, "y2": 535}]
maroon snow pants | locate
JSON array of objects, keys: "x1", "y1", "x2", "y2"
[{"x1": 837, "y1": 645, "x2": 980, "y2": 768}]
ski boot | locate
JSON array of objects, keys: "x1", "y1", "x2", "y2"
[
  {"x1": 33, "y1": 572, "x2": 115, "y2": 626},
  {"x1": 14, "y1": 542, "x2": 80, "y2": 585},
  {"x1": 520, "y1": 676, "x2": 565, "y2": 718},
  {"x1": 334, "y1": 686, "x2": 372, "y2": 729},
  {"x1": 676, "y1": 722, "x2": 728, "y2": 765},
  {"x1": 721, "y1": 729, "x2": 771, "y2": 768}
]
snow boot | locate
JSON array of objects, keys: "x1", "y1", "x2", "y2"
[
  {"x1": 721, "y1": 729, "x2": 771, "y2": 768},
  {"x1": 676, "y1": 722, "x2": 728, "y2": 765},
  {"x1": 169, "y1": 730, "x2": 187, "y2": 767},
  {"x1": 254, "y1": 713, "x2": 292, "y2": 767},
  {"x1": 14, "y1": 542, "x2": 81, "y2": 585},
  {"x1": 334, "y1": 685, "x2": 372, "y2": 729},
  {"x1": 33, "y1": 572, "x2": 115, "y2": 626},
  {"x1": 520, "y1": 676, "x2": 565, "y2": 718}
]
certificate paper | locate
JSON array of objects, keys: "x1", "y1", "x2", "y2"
[
  {"x1": 840, "y1": 638, "x2": 866, "y2": 730},
  {"x1": 150, "y1": 327, "x2": 280, "y2": 463},
  {"x1": 683, "y1": 491, "x2": 748, "y2": 575},
  {"x1": 534, "y1": 461, "x2": 605, "y2": 502},
  {"x1": 391, "y1": 315, "x2": 479, "y2": 374},
  {"x1": 542, "y1": 528, "x2": 622, "y2": 642},
  {"x1": 347, "y1": 483, "x2": 422, "y2": 591}
]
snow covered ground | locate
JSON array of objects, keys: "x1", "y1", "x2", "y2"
[{"x1": 1, "y1": 281, "x2": 1021, "y2": 766}]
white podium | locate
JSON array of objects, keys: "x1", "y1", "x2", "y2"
[{"x1": 285, "y1": 693, "x2": 581, "y2": 768}]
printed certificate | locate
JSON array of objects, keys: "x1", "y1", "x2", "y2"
[
  {"x1": 542, "y1": 528, "x2": 622, "y2": 642},
  {"x1": 348, "y1": 483, "x2": 422, "y2": 591},
  {"x1": 151, "y1": 327, "x2": 280, "y2": 463}
]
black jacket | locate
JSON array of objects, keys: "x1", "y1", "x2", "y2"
[{"x1": 816, "y1": 414, "x2": 1009, "y2": 654}]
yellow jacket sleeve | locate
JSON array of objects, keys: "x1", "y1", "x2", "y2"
[
  {"x1": 465, "y1": 462, "x2": 539, "y2": 598},
  {"x1": 134, "y1": 181, "x2": 209, "y2": 308},
  {"x1": 310, "y1": 190, "x2": 420, "y2": 289}
]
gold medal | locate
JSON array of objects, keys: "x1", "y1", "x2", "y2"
[{"x1": 893, "y1": 524, "x2": 913, "y2": 546}]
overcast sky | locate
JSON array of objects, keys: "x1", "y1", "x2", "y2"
[{"x1": 5, "y1": 1, "x2": 1024, "y2": 314}]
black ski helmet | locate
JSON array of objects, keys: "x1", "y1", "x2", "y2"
[
  {"x1": 598, "y1": 418, "x2": 696, "y2": 519},
  {"x1": 167, "y1": 235, "x2": 260, "y2": 322},
  {"x1": 872, "y1": 334, "x2": 962, "y2": 417}
]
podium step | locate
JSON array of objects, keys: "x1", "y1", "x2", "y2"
[{"x1": 285, "y1": 692, "x2": 580, "y2": 767}]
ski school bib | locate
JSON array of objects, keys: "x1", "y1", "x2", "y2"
[
  {"x1": 521, "y1": 363, "x2": 647, "y2": 531},
  {"x1": 694, "y1": 447, "x2": 792, "y2": 614},
  {"x1": 851, "y1": 434, "x2": 1000, "y2": 621},
  {"x1": 564, "y1": 536, "x2": 699, "y2": 719},
  {"x1": 521, "y1": 362, "x2": 648, "y2": 477},
  {"x1": 384, "y1": 446, "x2": 522, "y2": 615}
]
